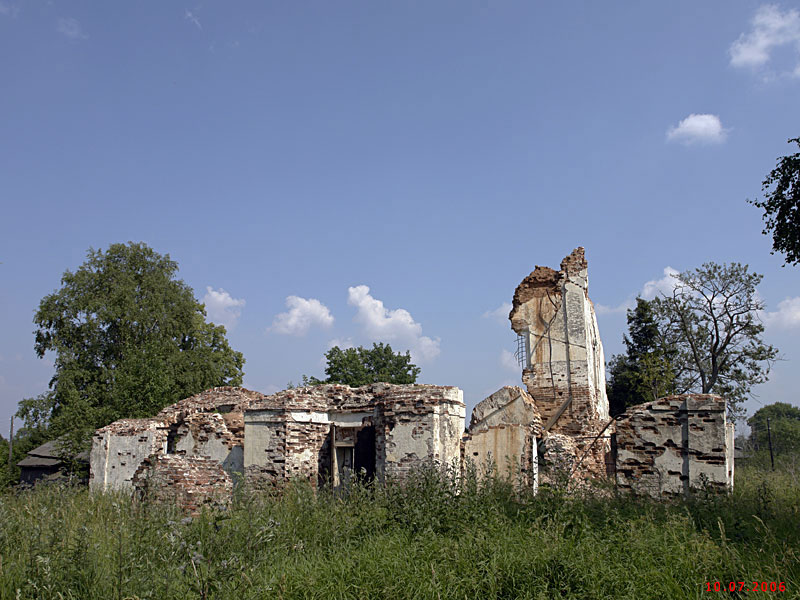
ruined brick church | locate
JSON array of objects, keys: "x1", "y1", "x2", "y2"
[{"x1": 90, "y1": 248, "x2": 735, "y2": 511}]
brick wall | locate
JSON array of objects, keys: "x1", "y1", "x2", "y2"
[
  {"x1": 244, "y1": 383, "x2": 465, "y2": 487},
  {"x1": 614, "y1": 394, "x2": 734, "y2": 497},
  {"x1": 132, "y1": 455, "x2": 232, "y2": 515},
  {"x1": 90, "y1": 387, "x2": 266, "y2": 492},
  {"x1": 509, "y1": 248, "x2": 611, "y2": 481}
]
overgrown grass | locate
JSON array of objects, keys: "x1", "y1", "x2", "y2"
[{"x1": 1, "y1": 461, "x2": 798, "y2": 600}]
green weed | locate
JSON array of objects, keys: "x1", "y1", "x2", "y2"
[{"x1": 0, "y1": 461, "x2": 797, "y2": 599}]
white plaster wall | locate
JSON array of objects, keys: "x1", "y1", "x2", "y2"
[
  {"x1": 563, "y1": 279, "x2": 588, "y2": 354},
  {"x1": 329, "y1": 412, "x2": 373, "y2": 427},
  {"x1": 437, "y1": 402, "x2": 465, "y2": 470},
  {"x1": 520, "y1": 269, "x2": 609, "y2": 422},
  {"x1": 585, "y1": 299, "x2": 609, "y2": 422},
  {"x1": 385, "y1": 417, "x2": 432, "y2": 466},
  {"x1": 617, "y1": 397, "x2": 733, "y2": 496},
  {"x1": 175, "y1": 417, "x2": 243, "y2": 476},
  {"x1": 618, "y1": 440, "x2": 684, "y2": 496},
  {"x1": 688, "y1": 412, "x2": 729, "y2": 489},
  {"x1": 290, "y1": 446, "x2": 318, "y2": 474},
  {"x1": 243, "y1": 414, "x2": 278, "y2": 470},
  {"x1": 465, "y1": 425, "x2": 530, "y2": 482},
  {"x1": 726, "y1": 421, "x2": 735, "y2": 490},
  {"x1": 89, "y1": 426, "x2": 166, "y2": 492},
  {"x1": 471, "y1": 389, "x2": 539, "y2": 430}
]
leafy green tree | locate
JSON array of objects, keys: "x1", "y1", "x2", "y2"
[
  {"x1": 747, "y1": 402, "x2": 800, "y2": 455},
  {"x1": 650, "y1": 262, "x2": 778, "y2": 419},
  {"x1": 606, "y1": 298, "x2": 676, "y2": 416},
  {"x1": 750, "y1": 137, "x2": 800, "y2": 265},
  {"x1": 15, "y1": 392, "x2": 56, "y2": 439},
  {"x1": 29, "y1": 242, "x2": 245, "y2": 452},
  {"x1": 0, "y1": 415, "x2": 51, "y2": 488},
  {"x1": 0, "y1": 434, "x2": 8, "y2": 487},
  {"x1": 304, "y1": 343, "x2": 420, "y2": 387}
]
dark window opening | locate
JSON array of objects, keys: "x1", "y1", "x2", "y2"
[
  {"x1": 330, "y1": 424, "x2": 376, "y2": 486},
  {"x1": 166, "y1": 424, "x2": 179, "y2": 454},
  {"x1": 354, "y1": 425, "x2": 376, "y2": 481}
]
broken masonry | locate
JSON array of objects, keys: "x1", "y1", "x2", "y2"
[{"x1": 90, "y1": 247, "x2": 734, "y2": 511}]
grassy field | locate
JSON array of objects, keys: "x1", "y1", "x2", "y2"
[{"x1": 0, "y1": 459, "x2": 798, "y2": 600}]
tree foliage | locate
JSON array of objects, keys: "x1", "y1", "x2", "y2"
[
  {"x1": 650, "y1": 262, "x2": 777, "y2": 419},
  {"x1": 304, "y1": 343, "x2": 420, "y2": 387},
  {"x1": 28, "y1": 242, "x2": 245, "y2": 450},
  {"x1": 750, "y1": 137, "x2": 800, "y2": 265},
  {"x1": 0, "y1": 404, "x2": 52, "y2": 488},
  {"x1": 747, "y1": 402, "x2": 800, "y2": 455},
  {"x1": 606, "y1": 298, "x2": 676, "y2": 416},
  {"x1": 0, "y1": 435, "x2": 8, "y2": 487}
]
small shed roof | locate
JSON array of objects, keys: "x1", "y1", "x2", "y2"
[{"x1": 16, "y1": 439, "x2": 89, "y2": 468}]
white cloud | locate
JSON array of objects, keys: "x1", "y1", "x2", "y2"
[
  {"x1": 641, "y1": 267, "x2": 680, "y2": 299},
  {"x1": 184, "y1": 9, "x2": 202, "y2": 31},
  {"x1": 500, "y1": 349, "x2": 519, "y2": 372},
  {"x1": 763, "y1": 296, "x2": 800, "y2": 328},
  {"x1": 327, "y1": 337, "x2": 355, "y2": 350},
  {"x1": 729, "y1": 5, "x2": 800, "y2": 74},
  {"x1": 482, "y1": 302, "x2": 512, "y2": 323},
  {"x1": 320, "y1": 337, "x2": 357, "y2": 367},
  {"x1": 347, "y1": 285, "x2": 440, "y2": 362},
  {"x1": 270, "y1": 296, "x2": 334, "y2": 336},
  {"x1": 667, "y1": 114, "x2": 728, "y2": 145},
  {"x1": 57, "y1": 17, "x2": 87, "y2": 40},
  {"x1": 595, "y1": 267, "x2": 680, "y2": 318},
  {"x1": 595, "y1": 301, "x2": 633, "y2": 315},
  {"x1": 203, "y1": 286, "x2": 245, "y2": 330},
  {"x1": 598, "y1": 269, "x2": 800, "y2": 335}
]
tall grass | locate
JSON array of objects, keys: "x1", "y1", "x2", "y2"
[{"x1": 0, "y1": 461, "x2": 797, "y2": 599}]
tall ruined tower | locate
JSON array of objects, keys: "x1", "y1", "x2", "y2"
[{"x1": 509, "y1": 247, "x2": 610, "y2": 476}]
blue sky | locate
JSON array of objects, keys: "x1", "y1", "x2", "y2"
[{"x1": 2, "y1": 2, "x2": 799, "y2": 436}]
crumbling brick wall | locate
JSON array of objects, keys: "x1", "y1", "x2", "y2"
[
  {"x1": 174, "y1": 412, "x2": 244, "y2": 477},
  {"x1": 156, "y1": 386, "x2": 265, "y2": 425},
  {"x1": 538, "y1": 433, "x2": 579, "y2": 485},
  {"x1": 463, "y1": 386, "x2": 542, "y2": 488},
  {"x1": 132, "y1": 455, "x2": 232, "y2": 515},
  {"x1": 90, "y1": 387, "x2": 265, "y2": 492},
  {"x1": 244, "y1": 383, "x2": 465, "y2": 487},
  {"x1": 614, "y1": 394, "x2": 734, "y2": 497},
  {"x1": 89, "y1": 418, "x2": 169, "y2": 492},
  {"x1": 378, "y1": 385, "x2": 464, "y2": 480},
  {"x1": 509, "y1": 247, "x2": 611, "y2": 479}
]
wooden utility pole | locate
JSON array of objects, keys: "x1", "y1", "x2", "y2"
[{"x1": 767, "y1": 418, "x2": 775, "y2": 471}]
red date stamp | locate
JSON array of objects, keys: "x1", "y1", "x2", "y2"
[{"x1": 705, "y1": 582, "x2": 786, "y2": 592}]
